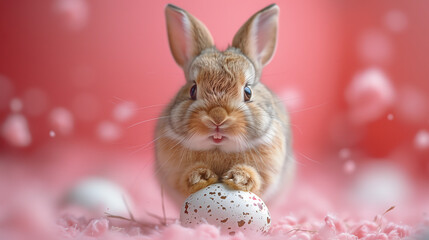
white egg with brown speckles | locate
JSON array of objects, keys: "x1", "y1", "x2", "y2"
[{"x1": 180, "y1": 183, "x2": 271, "y2": 235}]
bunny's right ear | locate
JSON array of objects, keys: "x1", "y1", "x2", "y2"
[
  {"x1": 232, "y1": 4, "x2": 280, "y2": 71},
  {"x1": 165, "y1": 4, "x2": 214, "y2": 69}
]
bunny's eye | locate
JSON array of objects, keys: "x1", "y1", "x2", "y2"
[
  {"x1": 190, "y1": 84, "x2": 197, "y2": 100},
  {"x1": 244, "y1": 86, "x2": 252, "y2": 102}
]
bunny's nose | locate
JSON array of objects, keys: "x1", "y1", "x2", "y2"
[{"x1": 208, "y1": 107, "x2": 228, "y2": 126}]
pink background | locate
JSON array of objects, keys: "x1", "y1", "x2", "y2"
[
  {"x1": 0, "y1": 0, "x2": 429, "y2": 237},
  {"x1": 0, "y1": 0, "x2": 343, "y2": 154}
]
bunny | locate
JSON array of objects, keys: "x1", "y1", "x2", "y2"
[{"x1": 155, "y1": 3, "x2": 295, "y2": 205}]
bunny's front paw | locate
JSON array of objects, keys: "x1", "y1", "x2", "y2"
[
  {"x1": 182, "y1": 164, "x2": 218, "y2": 195},
  {"x1": 222, "y1": 164, "x2": 261, "y2": 194}
]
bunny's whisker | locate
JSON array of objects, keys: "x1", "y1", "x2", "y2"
[
  {"x1": 289, "y1": 102, "x2": 329, "y2": 114},
  {"x1": 128, "y1": 116, "x2": 170, "y2": 128},
  {"x1": 133, "y1": 103, "x2": 169, "y2": 111},
  {"x1": 297, "y1": 152, "x2": 320, "y2": 165}
]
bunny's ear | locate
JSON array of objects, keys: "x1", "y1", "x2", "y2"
[
  {"x1": 232, "y1": 4, "x2": 279, "y2": 69},
  {"x1": 165, "y1": 4, "x2": 214, "y2": 68}
]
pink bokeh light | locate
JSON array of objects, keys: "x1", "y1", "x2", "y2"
[
  {"x1": 49, "y1": 107, "x2": 74, "y2": 136},
  {"x1": 345, "y1": 68, "x2": 395, "y2": 124},
  {"x1": 2, "y1": 114, "x2": 32, "y2": 147},
  {"x1": 54, "y1": 0, "x2": 89, "y2": 31}
]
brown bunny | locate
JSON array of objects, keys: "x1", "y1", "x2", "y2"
[{"x1": 155, "y1": 4, "x2": 295, "y2": 205}]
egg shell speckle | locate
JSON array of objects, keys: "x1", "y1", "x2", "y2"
[{"x1": 180, "y1": 183, "x2": 271, "y2": 235}]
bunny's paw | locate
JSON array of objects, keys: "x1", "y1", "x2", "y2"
[
  {"x1": 222, "y1": 164, "x2": 261, "y2": 194},
  {"x1": 182, "y1": 164, "x2": 218, "y2": 195}
]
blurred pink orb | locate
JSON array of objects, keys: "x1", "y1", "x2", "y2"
[
  {"x1": 343, "y1": 160, "x2": 356, "y2": 174},
  {"x1": 113, "y1": 101, "x2": 136, "y2": 122},
  {"x1": 49, "y1": 130, "x2": 56, "y2": 138},
  {"x1": 0, "y1": 75, "x2": 14, "y2": 110},
  {"x1": 54, "y1": 0, "x2": 89, "y2": 31},
  {"x1": 49, "y1": 107, "x2": 74, "y2": 135},
  {"x1": 387, "y1": 113, "x2": 394, "y2": 121},
  {"x1": 339, "y1": 148, "x2": 351, "y2": 159},
  {"x1": 10, "y1": 98, "x2": 23, "y2": 113},
  {"x1": 350, "y1": 162, "x2": 410, "y2": 206},
  {"x1": 22, "y1": 88, "x2": 48, "y2": 116},
  {"x1": 414, "y1": 130, "x2": 429, "y2": 150},
  {"x1": 96, "y1": 121, "x2": 121, "y2": 142},
  {"x1": 1, "y1": 114, "x2": 32, "y2": 147},
  {"x1": 279, "y1": 88, "x2": 303, "y2": 111},
  {"x1": 358, "y1": 30, "x2": 393, "y2": 64},
  {"x1": 346, "y1": 68, "x2": 395, "y2": 124},
  {"x1": 384, "y1": 10, "x2": 408, "y2": 33}
]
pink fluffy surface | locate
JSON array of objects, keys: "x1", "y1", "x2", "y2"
[{"x1": 0, "y1": 142, "x2": 428, "y2": 240}]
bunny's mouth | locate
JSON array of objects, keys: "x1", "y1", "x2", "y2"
[{"x1": 212, "y1": 132, "x2": 226, "y2": 144}]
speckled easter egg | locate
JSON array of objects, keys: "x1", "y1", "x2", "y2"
[{"x1": 180, "y1": 183, "x2": 271, "y2": 235}]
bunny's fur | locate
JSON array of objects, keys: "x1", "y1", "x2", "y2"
[{"x1": 155, "y1": 4, "x2": 294, "y2": 205}]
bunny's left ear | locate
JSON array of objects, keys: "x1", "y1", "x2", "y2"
[
  {"x1": 165, "y1": 4, "x2": 214, "y2": 69},
  {"x1": 232, "y1": 4, "x2": 279, "y2": 70}
]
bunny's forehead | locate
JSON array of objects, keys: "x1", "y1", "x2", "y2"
[{"x1": 188, "y1": 49, "x2": 255, "y2": 86}]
